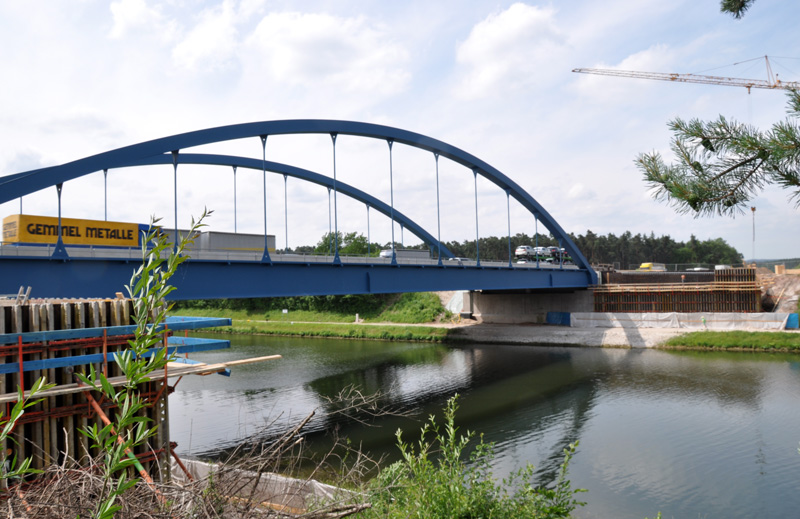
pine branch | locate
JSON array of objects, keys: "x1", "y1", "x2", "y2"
[{"x1": 720, "y1": 0, "x2": 755, "y2": 18}]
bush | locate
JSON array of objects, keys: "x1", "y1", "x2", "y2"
[
  {"x1": 376, "y1": 292, "x2": 445, "y2": 323},
  {"x1": 174, "y1": 292, "x2": 450, "y2": 324},
  {"x1": 174, "y1": 294, "x2": 390, "y2": 318},
  {"x1": 363, "y1": 395, "x2": 586, "y2": 518}
]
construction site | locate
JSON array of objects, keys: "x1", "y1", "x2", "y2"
[
  {"x1": 592, "y1": 267, "x2": 761, "y2": 313},
  {"x1": 591, "y1": 265, "x2": 800, "y2": 315},
  {"x1": 0, "y1": 296, "x2": 237, "y2": 477},
  {"x1": 0, "y1": 293, "x2": 306, "y2": 515}
]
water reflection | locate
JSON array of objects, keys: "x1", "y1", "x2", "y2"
[{"x1": 170, "y1": 334, "x2": 800, "y2": 519}]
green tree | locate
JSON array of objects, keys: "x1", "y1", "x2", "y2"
[
  {"x1": 292, "y1": 244, "x2": 315, "y2": 254},
  {"x1": 636, "y1": 1, "x2": 800, "y2": 217},
  {"x1": 314, "y1": 231, "x2": 381, "y2": 256}
]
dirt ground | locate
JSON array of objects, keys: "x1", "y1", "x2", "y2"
[{"x1": 757, "y1": 270, "x2": 800, "y2": 313}]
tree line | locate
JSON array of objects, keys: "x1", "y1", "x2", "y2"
[
  {"x1": 442, "y1": 231, "x2": 741, "y2": 267},
  {"x1": 289, "y1": 230, "x2": 742, "y2": 268}
]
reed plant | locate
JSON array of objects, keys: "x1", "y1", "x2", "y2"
[
  {"x1": 75, "y1": 210, "x2": 210, "y2": 519},
  {"x1": 363, "y1": 395, "x2": 586, "y2": 519}
]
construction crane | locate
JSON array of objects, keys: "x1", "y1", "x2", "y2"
[{"x1": 573, "y1": 56, "x2": 800, "y2": 93}]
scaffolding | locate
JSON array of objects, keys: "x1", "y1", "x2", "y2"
[
  {"x1": 593, "y1": 268, "x2": 761, "y2": 313},
  {"x1": 0, "y1": 298, "x2": 243, "y2": 481}
]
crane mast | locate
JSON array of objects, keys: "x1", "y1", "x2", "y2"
[{"x1": 573, "y1": 58, "x2": 800, "y2": 93}]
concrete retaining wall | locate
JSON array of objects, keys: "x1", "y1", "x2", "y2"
[{"x1": 465, "y1": 290, "x2": 593, "y2": 324}]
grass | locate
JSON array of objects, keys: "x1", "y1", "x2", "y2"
[
  {"x1": 373, "y1": 292, "x2": 447, "y2": 323},
  {"x1": 267, "y1": 309, "x2": 361, "y2": 323},
  {"x1": 194, "y1": 319, "x2": 453, "y2": 342},
  {"x1": 664, "y1": 330, "x2": 800, "y2": 351},
  {"x1": 171, "y1": 293, "x2": 453, "y2": 342}
]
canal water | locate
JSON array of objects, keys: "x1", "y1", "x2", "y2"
[{"x1": 169, "y1": 334, "x2": 800, "y2": 518}]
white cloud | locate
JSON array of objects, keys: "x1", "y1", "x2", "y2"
[
  {"x1": 2, "y1": 150, "x2": 47, "y2": 176},
  {"x1": 616, "y1": 44, "x2": 677, "y2": 72},
  {"x1": 567, "y1": 183, "x2": 595, "y2": 201},
  {"x1": 244, "y1": 11, "x2": 411, "y2": 95},
  {"x1": 108, "y1": 0, "x2": 166, "y2": 39},
  {"x1": 2, "y1": 1, "x2": 800, "y2": 258},
  {"x1": 454, "y1": 3, "x2": 566, "y2": 99},
  {"x1": 172, "y1": 1, "x2": 240, "y2": 72}
]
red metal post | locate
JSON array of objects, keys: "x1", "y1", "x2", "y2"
[
  {"x1": 18, "y1": 335, "x2": 24, "y2": 394},
  {"x1": 102, "y1": 328, "x2": 108, "y2": 378}
]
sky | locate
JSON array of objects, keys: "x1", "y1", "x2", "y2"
[{"x1": 2, "y1": 0, "x2": 799, "y2": 261}]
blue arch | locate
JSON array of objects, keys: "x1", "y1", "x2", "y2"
[
  {"x1": 0, "y1": 120, "x2": 594, "y2": 276},
  {"x1": 118, "y1": 153, "x2": 454, "y2": 258}
]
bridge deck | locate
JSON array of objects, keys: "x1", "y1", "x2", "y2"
[{"x1": 0, "y1": 249, "x2": 590, "y2": 300}]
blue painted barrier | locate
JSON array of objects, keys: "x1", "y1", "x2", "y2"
[
  {"x1": 787, "y1": 313, "x2": 799, "y2": 329},
  {"x1": 0, "y1": 316, "x2": 232, "y2": 346},
  {"x1": 546, "y1": 312, "x2": 571, "y2": 326},
  {"x1": 0, "y1": 336, "x2": 230, "y2": 375}
]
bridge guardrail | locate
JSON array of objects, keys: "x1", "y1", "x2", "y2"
[{"x1": 0, "y1": 244, "x2": 579, "y2": 270}]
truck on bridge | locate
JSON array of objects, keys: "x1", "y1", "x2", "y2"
[
  {"x1": 379, "y1": 248, "x2": 430, "y2": 260},
  {"x1": 2, "y1": 214, "x2": 276, "y2": 252}
]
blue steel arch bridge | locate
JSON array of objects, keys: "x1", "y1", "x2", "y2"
[{"x1": 0, "y1": 120, "x2": 597, "y2": 299}]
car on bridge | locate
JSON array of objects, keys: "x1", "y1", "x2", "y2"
[
  {"x1": 515, "y1": 245, "x2": 534, "y2": 257},
  {"x1": 448, "y1": 257, "x2": 471, "y2": 264}
]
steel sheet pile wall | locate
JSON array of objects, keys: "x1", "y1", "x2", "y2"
[
  {"x1": 594, "y1": 268, "x2": 761, "y2": 313},
  {"x1": 0, "y1": 298, "x2": 170, "y2": 480},
  {"x1": 605, "y1": 271, "x2": 715, "y2": 284}
]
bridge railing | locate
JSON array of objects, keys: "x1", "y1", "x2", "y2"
[{"x1": 0, "y1": 244, "x2": 580, "y2": 270}]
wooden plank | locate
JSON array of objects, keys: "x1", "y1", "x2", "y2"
[
  {"x1": 12, "y1": 305, "x2": 22, "y2": 333},
  {"x1": 61, "y1": 303, "x2": 72, "y2": 329},
  {"x1": 30, "y1": 304, "x2": 40, "y2": 332},
  {"x1": 0, "y1": 355, "x2": 281, "y2": 403},
  {"x1": 76, "y1": 302, "x2": 86, "y2": 330},
  {"x1": 90, "y1": 301, "x2": 100, "y2": 328}
]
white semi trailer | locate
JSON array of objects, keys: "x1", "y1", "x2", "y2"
[{"x1": 379, "y1": 248, "x2": 430, "y2": 260}]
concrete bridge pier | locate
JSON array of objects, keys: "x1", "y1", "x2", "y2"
[{"x1": 462, "y1": 290, "x2": 593, "y2": 324}]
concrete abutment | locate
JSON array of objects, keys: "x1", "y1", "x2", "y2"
[{"x1": 462, "y1": 289, "x2": 594, "y2": 324}]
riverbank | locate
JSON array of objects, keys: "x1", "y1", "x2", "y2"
[
  {"x1": 180, "y1": 315, "x2": 690, "y2": 348},
  {"x1": 187, "y1": 317, "x2": 454, "y2": 341},
  {"x1": 450, "y1": 322, "x2": 800, "y2": 350},
  {"x1": 448, "y1": 322, "x2": 686, "y2": 348},
  {"x1": 174, "y1": 311, "x2": 800, "y2": 350}
]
